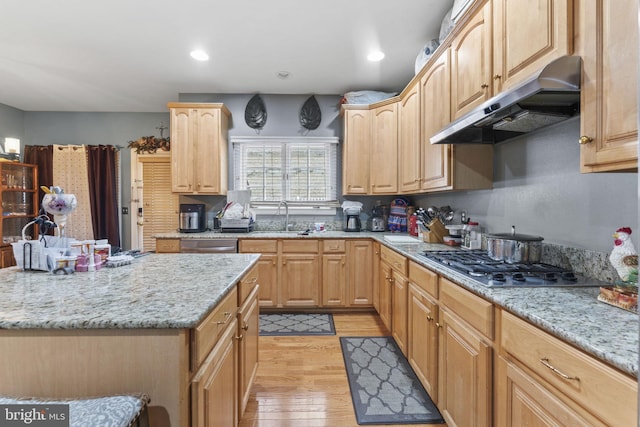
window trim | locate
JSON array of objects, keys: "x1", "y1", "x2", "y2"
[{"x1": 231, "y1": 136, "x2": 339, "y2": 212}]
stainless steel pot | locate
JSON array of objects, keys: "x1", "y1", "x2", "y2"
[{"x1": 486, "y1": 226, "x2": 543, "y2": 264}]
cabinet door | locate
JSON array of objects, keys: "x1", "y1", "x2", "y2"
[
  {"x1": 421, "y1": 49, "x2": 452, "y2": 191},
  {"x1": 450, "y1": 0, "x2": 493, "y2": 119},
  {"x1": 370, "y1": 103, "x2": 399, "y2": 194},
  {"x1": 255, "y1": 254, "x2": 278, "y2": 308},
  {"x1": 238, "y1": 286, "x2": 259, "y2": 419},
  {"x1": 398, "y1": 82, "x2": 421, "y2": 193},
  {"x1": 322, "y1": 254, "x2": 347, "y2": 307},
  {"x1": 372, "y1": 242, "x2": 381, "y2": 312},
  {"x1": 438, "y1": 309, "x2": 492, "y2": 427},
  {"x1": 391, "y1": 270, "x2": 409, "y2": 356},
  {"x1": 408, "y1": 283, "x2": 438, "y2": 402},
  {"x1": 493, "y1": 0, "x2": 573, "y2": 93},
  {"x1": 194, "y1": 108, "x2": 224, "y2": 194},
  {"x1": 496, "y1": 356, "x2": 604, "y2": 427},
  {"x1": 342, "y1": 108, "x2": 370, "y2": 194},
  {"x1": 378, "y1": 261, "x2": 393, "y2": 331},
  {"x1": 347, "y1": 240, "x2": 373, "y2": 306},
  {"x1": 579, "y1": 0, "x2": 638, "y2": 172},
  {"x1": 0, "y1": 245, "x2": 16, "y2": 269},
  {"x1": 170, "y1": 108, "x2": 195, "y2": 192},
  {"x1": 281, "y1": 254, "x2": 319, "y2": 307},
  {"x1": 191, "y1": 318, "x2": 238, "y2": 427}
]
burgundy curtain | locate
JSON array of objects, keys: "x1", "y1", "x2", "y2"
[
  {"x1": 87, "y1": 145, "x2": 120, "y2": 248},
  {"x1": 23, "y1": 145, "x2": 53, "y2": 205}
]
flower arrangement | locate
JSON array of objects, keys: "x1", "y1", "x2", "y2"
[{"x1": 127, "y1": 136, "x2": 170, "y2": 154}]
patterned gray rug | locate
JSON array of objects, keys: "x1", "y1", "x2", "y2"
[
  {"x1": 340, "y1": 336, "x2": 444, "y2": 425},
  {"x1": 259, "y1": 313, "x2": 336, "y2": 336}
]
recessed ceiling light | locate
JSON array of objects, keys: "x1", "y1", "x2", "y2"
[
  {"x1": 190, "y1": 50, "x2": 209, "y2": 61},
  {"x1": 367, "y1": 50, "x2": 385, "y2": 62},
  {"x1": 277, "y1": 71, "x2": 291, "y2": 79}
]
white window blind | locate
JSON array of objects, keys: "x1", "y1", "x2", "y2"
[{"x1": 233, "y1": 137, "x2": 338, "y2": 205}]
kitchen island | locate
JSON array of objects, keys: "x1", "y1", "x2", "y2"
[{"x1": 0, "y1": 253, "x2": 260, "y2": 427}]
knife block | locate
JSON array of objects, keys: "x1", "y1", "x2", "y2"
[{"x1": 422, "y1": 218, "x2": 447, "y2": 243}]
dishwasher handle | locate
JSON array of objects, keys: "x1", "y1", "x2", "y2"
[{"x1": 179, "y1": 239, "x2": 238, "y2": 253}]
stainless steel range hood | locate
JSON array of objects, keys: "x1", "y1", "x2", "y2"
[{"x1": 430, "y1": 56, "x2": 581, "y2": 145}]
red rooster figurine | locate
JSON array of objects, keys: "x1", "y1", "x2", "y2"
[{"x1": 609, "y1": 227, "x2": 638, "y2": 283}]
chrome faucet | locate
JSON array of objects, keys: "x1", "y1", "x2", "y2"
[{"x1": 276, "y1": 200, "x2": 290, "y2": 231}]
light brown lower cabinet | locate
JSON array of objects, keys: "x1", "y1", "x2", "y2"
[
  {"x1": 438, "y1": 278, "x2": 494, "y2": 427},
  {"x1": 237, "y1": 285, "x2": 259, "y2": 419},
  {"x1": 498, "y1": 310, "x2": 638, "y2": 426},
  {"x1": 239, "y1": 239, "x2": 278, "y2": 307},
  {"x1": 407, "y1": 260, "x2": 440, "y2": 405},
  {"x1": 280, "y1": 244, "x2": 320, "y2": 307},
  {"x1": 155, "y1": 238, "x2": 180, "y2": 253},
  {"x1": 347, "y1": 240, "x2": 374, "y2": 306},
  {"x1": 191, "y1": 317, "x2": 238, "y2": 427},
  {"x1": 391, "y1": 269, "x2": 409, "y2": 356},
  {"x1": 378, "y1": 258, "x2": 393, "y2": 331}
]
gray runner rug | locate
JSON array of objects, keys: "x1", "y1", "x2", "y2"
[
  {"x1": 259, "y1": 313, "x2": 336, "y2": 336},
  {"x1": 340, "y1": 336, "x2": 444, "y2": 425}
]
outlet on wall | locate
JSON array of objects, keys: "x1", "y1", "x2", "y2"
[{"x1": 122, "y1": 207, "x2": 129, "y2": 215}]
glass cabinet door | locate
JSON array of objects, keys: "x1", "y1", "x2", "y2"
[{"x1": 1, "y1": 162, "x2": 39, "y2": 244}]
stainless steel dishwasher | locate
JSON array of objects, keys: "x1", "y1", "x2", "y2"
[{"x1": 179, "y1": 239, "x2": 238, "y2": 253}]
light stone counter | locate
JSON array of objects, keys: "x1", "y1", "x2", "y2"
[
  {"x1": 156, "y1": 231, "x2": 639, "y2": 376},
  {"x1": 0, "y1": 253, "x2": 260, "y2": 329}
]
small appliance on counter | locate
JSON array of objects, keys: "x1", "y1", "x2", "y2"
[
  {"x1": 370, "y1": 202, "x2": 386, "y2": 232},
  {"x1": 342, "y1": 200, "x2": 363, "y2": 232},
  {"x1": 345, "y1": 210, "x2": 361, "y2": 232},
  {"x1": 179, "y1": 203, "x2": 206, "y2": 233}
]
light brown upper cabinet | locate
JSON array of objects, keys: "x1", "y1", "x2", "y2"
[
  {"x1": 577, "y1": 0, "x2": 638, "y2": 172},
  {"x1": 370, "y1": 101, "x2": 399, "y2": 194},
  {"x1": 421, "y1": 49, "x2": 452, "y2": 191},
  {"x1": 492, "y1": 0, "x2": 573, "y2": 93},
  {"x1": 168, "y1": 103, "x2": 230, "y2": 194},
  {"x1": 450, "y1": 0, "x2": 493, "y2": 119},
  {"x1": 421, "y1": 48, "x2": 493, "y2": 192},
  {"x1": 398, "y1": 81, "x2": 422, "y2": 193},
  {"x1": 342, "y1": 107, "x2": 371, "y2": 195},
  {"x1": 450, "y1": 0, "x2": 574, "y2": 119}
]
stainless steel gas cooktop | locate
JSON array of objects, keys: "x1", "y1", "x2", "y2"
[{"x1": 418, "y1": 250, "x2": 604, "y2": 288}]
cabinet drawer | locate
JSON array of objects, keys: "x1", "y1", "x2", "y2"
[
  {"x1": 239, "y1": 239, "x2": 277, "y2": 253},
  {"x1": 192, "y1": 287, "x2": 238, "y2": 370},
  {"x1": 501, "y1": 310, "x2": 637, "y2": 426},
  {"x1": 409, "y1": 261, "x2": 438, "y2": 298},
  {"x1": 281, "y1": 239, "x2": 318, "y2": 253},
  {"x1": 322, "y1": 240, "x2": 346, "y2": 253},
  {"x1": 156, "y1": 238, "x2": 180, "y2": 253},
  {"x1": 238, "y1": 265, "x2": 259, "y2": 306},
  {"x1": 439, "y1": 278, "x2": 494, "y2": 339},
  {"x1": 380, "y1": 246, "x2": 407, "y2": 275}
]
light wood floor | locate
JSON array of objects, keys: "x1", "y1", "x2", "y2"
[{"x1": 239, "y1": 312, "x2": 445, "y2": 427}]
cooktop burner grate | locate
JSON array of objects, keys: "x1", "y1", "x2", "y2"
[{"x1": 419, "y1": 250, "x2": 600, "y2": 288}]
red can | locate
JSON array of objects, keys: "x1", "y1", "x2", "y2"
[{"x1": 409, "y1": 215, "x2": 418, "y2": 237}]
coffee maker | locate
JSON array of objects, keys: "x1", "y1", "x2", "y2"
[
  {"x1": 344, "y1": 207, "x2": 362, "y2": 232},
  {"x1": 179, "y1": 204, "x2": 206, "y2": 232}
]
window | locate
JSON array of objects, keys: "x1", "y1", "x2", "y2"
[{"x1": 232, "y1": 137, "x2": 339, "y2": 207}]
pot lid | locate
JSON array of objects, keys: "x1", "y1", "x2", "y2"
[
  {"x1": 486, "y1": 232, "x2": 544, "y2": 242},
  {"x1": 486, "y1": 225, "x2": 544, "y2": 242}
]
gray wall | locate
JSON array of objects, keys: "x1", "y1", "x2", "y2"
[
  {"x1": 411, "y1": 117, "x2": 638, "y2": 253},
  {"x1": 20, "y1": 110, "x2": 170, "y2": 250},
  {"x1": 1, "y1": 99, "x2": 637, "y2": 253}
]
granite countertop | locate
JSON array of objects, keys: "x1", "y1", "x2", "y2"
[
  {"x1": 0, "y1": 253, "x2": 260, "y2": 330},
  {"x1": 156, "y1": 230, "x2": 639, "y2": 377}
]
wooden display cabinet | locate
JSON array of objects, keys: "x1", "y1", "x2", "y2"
[{"x1": 0, "y1": 162, "x2": 38, "y2": 268}]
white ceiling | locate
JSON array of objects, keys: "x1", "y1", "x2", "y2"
[{"x1": 0, "y1": 0, "x2": 453, "y2": 113}]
